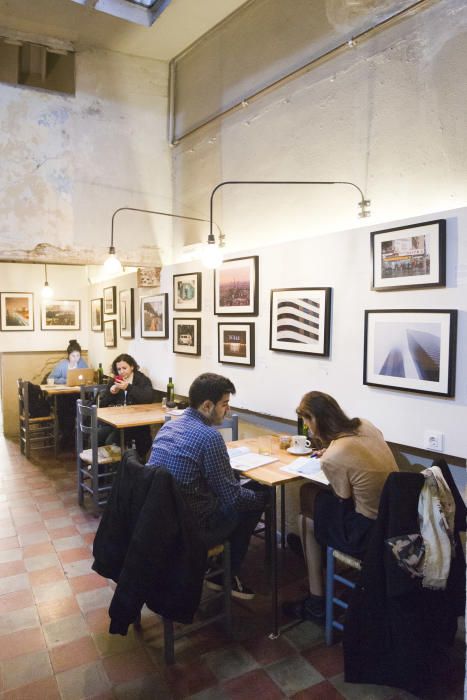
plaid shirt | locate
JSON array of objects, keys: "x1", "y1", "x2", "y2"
[{"x1": 146, "y1": 407, "x2": 264, "y2": 526}]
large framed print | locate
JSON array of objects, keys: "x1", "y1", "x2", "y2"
[
  {"x1": 119, "y1": 289, "x2": 134, "y2": 339},
  {"x1": 364, "y1": 309, "x2": 457, "y2": 397},
  {"x1": 104, "y1": 319, "x2": 117, "y2": 348},
  {"x1": 214, "y1": 256, "x2": 258, "y2": 316},
  {"x1": 173, "y1": 272, "x2": 201, "y2": 311},
  {"x1": 0, "y1": 292, "x2": 34, "y2": 331},
  {"x1": 269, "y1": 288, "x2": 332, "y2": 356},
  {"x1": 141, "y1": 293, "x2": 168, "y2": 339},
  {"x1": 173, "y1": 318, "x2": 201, "y2": 355},
  {"x1": 218, "y1": 323, "x2": 255, "y2": 367},
  {"x1": 41, "y1": 300, "x2": 80, "y2": 330},
  {"x1": 91, "y1": 298, "x2": 103, "y2": 332},
  {"x1": 103, "y1": 286, "x2": 116, "y2": 314},
  {"x1": 371, "y1": 219, "x2": 446, "y2": 291}
]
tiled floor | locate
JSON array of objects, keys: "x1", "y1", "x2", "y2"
[{"x1": 0, "y1": 434, "x2": 465, "y2": 699}]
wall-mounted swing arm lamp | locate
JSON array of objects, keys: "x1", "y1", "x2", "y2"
[
  {"x1": 41, "y1": 263, "x2": 53, "y2": 298},
  {"x1": 104, "y1": 206, "x2": 225, "y2": 275},
  {"x1": 208, "y1": 179, "x2": 371, "y2": 246}
]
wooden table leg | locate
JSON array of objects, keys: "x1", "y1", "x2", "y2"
[{"x1": 268, "y1": 485, "x2": 279, "y2": 639}]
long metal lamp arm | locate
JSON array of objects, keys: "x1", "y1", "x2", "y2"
[
  {"x1": 208, "y1": 180, "x2": 370, "y2": 241},
  {"x1": 110, "y1": 206, "x2": 223, "y2": 250}
]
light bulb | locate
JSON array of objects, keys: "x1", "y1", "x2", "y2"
[
  {"x1": 41, "y1": 282, "x2": 53, "y2": 298},
  {"x1": 103, "y1": 252, "x2": 123, "y2": 276},
  {"x1": 201, "y1": 243, "x2": 223, "y2": 269}
]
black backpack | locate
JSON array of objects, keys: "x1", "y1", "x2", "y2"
[{"x1": 27, "y1": 383, "x2": 51, "y2": 418}]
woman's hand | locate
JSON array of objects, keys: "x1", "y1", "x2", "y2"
[{"x1": 312, "y1": 448, "x2": 326, "y2": 458}]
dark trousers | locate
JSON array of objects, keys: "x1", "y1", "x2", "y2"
[
  {"x1": 57, "y1": 395, "x2": 77, "y2": 448},
  {"x1": 97, "y1": 423, "x2": 152, "y2": 461}
]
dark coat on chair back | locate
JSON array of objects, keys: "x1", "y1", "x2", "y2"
[
  {"x1": 92, "y1": 450, "x2": 208, "y2": 635},
  {"x1": 343, "y1": 460, "x2": 466, "y2": 694}
]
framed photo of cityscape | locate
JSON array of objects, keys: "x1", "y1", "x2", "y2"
[
  {"x1": 173, "y1": 318, "x2": 201, "y2": 355},
  {"x1": 91, "y1": 298, "x2": 103, "y2": 332},
  {"x1": 41, "y1": 300, "x2": 80, "y2": 330},
  {"x1": 141, "y1": 293, "x2": 168, "y2": 339},
  {"x1": 218, "y1": 322, "x2": 255, "y2": 366},
  {"x1": 371, "y1": 219, "x2": 446, "y2": 291},
  {"x1": 0, "y1": 292, "x2": 34, "y2": 331},
  {"x1": 214, "y1": 256, "x2": 258, "y2": 316},
  {"x1": 173, "y1": 272, "x2": 201, "y2": 311},
  {"x1": 269, "y1": 287, "x2": 332, "y2": 356},
  {"x1": 363, "y1": 309, "x2": 457, "y2": 397}
]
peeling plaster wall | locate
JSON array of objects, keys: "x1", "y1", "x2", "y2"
[{"x1": 0, "y1": 48, "x2": 172, "y2": 266}]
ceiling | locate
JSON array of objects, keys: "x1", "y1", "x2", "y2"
[{"x1": 0, "y1": 0, "x2": 250, "y2": 61}]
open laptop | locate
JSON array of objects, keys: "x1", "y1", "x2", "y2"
[{"x1": 66, "y1": 368, "x2": 95, "y2": 386}]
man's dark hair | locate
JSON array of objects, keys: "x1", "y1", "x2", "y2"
[{"x1": 189, "y1": 373, "x2": 236, "y2": 408}]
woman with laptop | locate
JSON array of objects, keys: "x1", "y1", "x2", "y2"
[
  {"x1": 98, "y1": 353, "x2": 154, "y2": 459},
  {"x1": 49, "y1": 340, "x2": 89, "y2": 449},
  {"x1": 282, "y1": 391, "x2": 398, "y2": 622}
]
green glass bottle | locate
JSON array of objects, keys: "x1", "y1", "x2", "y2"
[
  {"x1": 97, "y1": 363, "x2": 104, "y2": 384},
  {"x1": 166, "y1": 376, "x2": 175, "y2": 403}
]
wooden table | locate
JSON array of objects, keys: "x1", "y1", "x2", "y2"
[
  {"x1": 40, "y1": 384, "x2": 82, "y2": 455},
  {"x1": 228, "y1": 435, "x2": 325, "y2": 639},
  {"x1": 97, "y1": 403, "x2": 166, "y2": 451}
]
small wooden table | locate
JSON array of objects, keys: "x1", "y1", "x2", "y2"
[
  {"x1": 40, "y1": 384, "x2": 82, "y2": 455},
  {"x1": 97, "y1": 403, "x2": 166, "y2": 451}
]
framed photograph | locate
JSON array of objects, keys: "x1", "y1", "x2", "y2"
[
  {"x1": 371, "y1": 219, "x2": 446, "y2": 291},
  {"x1": 364, "y1": 309, "x2": 457, "y2": 397},
  {"x1": 104, "y1": 319, "x2": 117, "y2": 348},
  {"x1": 269, "y1": 287, "x2": 332, "y2": 356},
  {"x1": 119, "y1": 289, "x2": 134, "y2": 339},
  {"x1": 41, "y1": 300, "x2": 80, "y2": 330},
  {"x1": 173, "y1": 318, "x2": 201, "y2": 355},
  {"x1": 103, "y1": 286, "x2": 116, "y2": 314},
  {"x1": 141, "y1": 293, "x2": 168, "y2": 339},
  {"x1": 173, "y1": 272, "x2": 201, "y2": 311},
  {"x1": 214, "y1": 256, "x2": 258, "y2": 316},
  {"x1": 91, "y1": 298, "x2": 103, "y2": 332},
  {"x1": 0, "y1": 292, "x2": 34, "y2": 331},
  {"x1": 218, "y1": 322, "x2": 255, "y2": 366}
]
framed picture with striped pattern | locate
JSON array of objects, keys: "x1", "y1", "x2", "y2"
[{"x1": 269, "y1": 287, "x2": 332, "y2": 356}]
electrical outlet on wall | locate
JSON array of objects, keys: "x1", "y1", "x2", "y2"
[{"x1": 424, "y1": 430, "x2": 444, "y2": 452}]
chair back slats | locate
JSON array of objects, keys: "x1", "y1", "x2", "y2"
[{"x1": 17, "y1": 378, "x2": 55, "y2": 458}]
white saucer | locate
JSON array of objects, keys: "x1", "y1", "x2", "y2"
[{"x1": 287, "y1": 446, "x2": 313, "y2": 456}]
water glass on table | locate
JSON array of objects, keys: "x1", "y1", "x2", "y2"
[{"x1": 258, "y1": 435, "x2": 273, "y2": 456}]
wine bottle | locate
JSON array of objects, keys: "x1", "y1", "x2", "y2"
[
  {"x1": 97, "y1": 363, "x2": 104, "y2": 384},
  {"x1": 166, "y1": 376, "x2": 175, "y2": 403}
]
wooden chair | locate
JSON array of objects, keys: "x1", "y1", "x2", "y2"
[
  {"x1": 76, "y1": 399, "x2": 121, "y2": 511},
  {"x1": 325, "y1": 546, "x2": 362, "y2": 645},
  {"x1": 162, "y1": 541, "x2": 232, "y2": 664},
  {"x1": 79, "y1": 384, "x2": 105, "y2": 404},
  {"x1": 18, "y1": 379, "x2": 56, "y2": 459}
]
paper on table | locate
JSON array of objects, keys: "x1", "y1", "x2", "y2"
[
  {"x1": 280, "y1": 456, "x2": 329, "y2": 485},
  {"x1": 227, "y1": 445, "x2": 278, "y2": 471}
]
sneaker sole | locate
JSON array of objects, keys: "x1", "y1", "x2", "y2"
[{"x1": 205, "y1": 580, "x2": 255, "y2": 600}]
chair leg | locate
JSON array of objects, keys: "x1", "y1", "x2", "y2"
[
  {"x1": 222, "y1": 541, "x2": 232, "y2": 636},
  {"x1": 163, "y1": 618, "x2": 175, "y2": 665},
  {"x1": 325, "y1": 546, "x2": 335, "y2": 646}
]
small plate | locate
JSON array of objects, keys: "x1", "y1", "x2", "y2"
[{"x1": 287, "y1": 446, "x2": 313, "y2": 455}]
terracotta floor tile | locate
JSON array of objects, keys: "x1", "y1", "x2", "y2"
[
  {"x1": 0, "y1": 649, "x2": 53, "y2": 692},
  {"x1": 222, "y1": 669, "x2": 285, "y2": 699},
  {"x1": 0, "y1": 605, "x2": 39, "y2": 636},
  {"x1": 69, "y1": 573, "x2": 109, "y2": 594},
  {"x1": 291, "y1": 680, "x2": 346, "y2": 699},
  {"x1": 0, "y1": 626, "x2": 46, "y2": 660},
  {"x1": 0, "y1": 536, "x2": 19, "y2": 551},
  {"x1": 32, "y1": 579, "x2": 72, "y2": 604},
  {"x1": 50, "y1": 635, "x2": 100, "y2": 674},
  {"x1": 37, "y1": 596, "x2": 81, "y2": 624},
  {"x1": 15, "y1": 522, "x2": 46, "y2": 535},
  {"x1": 24, "y1": 552, "x2": 61, "y2": 572},
  {"x1": 164, "y1": 658, "x2": 218, "y2": 698},
  {"x1": 41, "y1": 508, "x2": 69, "y2": 520},
  {"x1": 0, "y1": 572, "x2": 30, "y2": 596},
  {"x1": 0, "y1": 588, "x2": 35, "y2": 614},
  {"x1": 22, "y1": 542, "x2": 55, "y2": 558},
  {"x1": 43, "y1": 614, "x2": 90, "y2": 648},
  {"x1": 18, "y1": 530, "x2": 51, "y2": 547},
  {"x1": 243, "y1": 634, "x2": 296, "y2": 665},
  {"x1": 302, "y1": 644, "x2": 345, "y2": 679},
  {"x1": 55, "y1": 660, "x2": 111, "y2": 700},
  {"x1": 46, "y1": 525, "x2": 79, "y2": 540},
  {"x1": 84, "y1": 607, "x2": 112, "y2": 634},
  {"x1": 29, "y1": 566, "x2": 65, "y2": 587},
  {"x1": 58, "y1": 547, "x2": 93, "y2": 564},
  {"x1": 102, "y1": 648, "x2": 155, "y2": 684},
  {"x1": 0, "y1": 559, "x2": 26, "y2": 577},
  {"x1": 0, "y1": 675, "x2": 61, "y2": 700},
  {"x1": 82, "y1": 532, "x2": 97, "y2": 546}
]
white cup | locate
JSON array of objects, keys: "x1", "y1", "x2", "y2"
[
  {"x1": 47, "y1": 377, "x2": 55, "y2": 386},
  {"x1": 291, "y1": 435, "x2": 311, "y2": 452}
]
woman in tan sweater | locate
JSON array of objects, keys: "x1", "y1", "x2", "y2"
[{"x1": 283, "y1": 391, "x2": 398, "y2": 622}]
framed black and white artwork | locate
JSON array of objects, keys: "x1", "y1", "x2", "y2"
[
  {"x1": 173, "y1": 318, "x2": 201, "y2": 355},
  {"x1": 269, "y1": 287, "x2": 332, "y2": 356}
]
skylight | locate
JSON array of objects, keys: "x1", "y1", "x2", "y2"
[{"x1": 70, "y1": 0, "x2": 172, "y2": 27}]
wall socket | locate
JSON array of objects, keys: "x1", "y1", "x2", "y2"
[{"x1": 424, "y1": 430, "x2": 444, "y2": 452}]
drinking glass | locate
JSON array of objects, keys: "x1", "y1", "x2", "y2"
[{"x1": 258, "y1": 435, "x2": 273, "y2": 455}]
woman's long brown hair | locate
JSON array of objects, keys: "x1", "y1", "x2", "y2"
[{"x1": 297, "y1": 391, "x2": 361, "y2": 445}]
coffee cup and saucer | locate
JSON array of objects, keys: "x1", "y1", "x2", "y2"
[{"x1": 287, "y1": 436, "x2": 313, "y2": 455}]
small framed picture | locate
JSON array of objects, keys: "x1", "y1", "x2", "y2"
[
  {"x1": 104, "y1": 319, "x2": 117, "y2": 348},
  {"x1": 141, "y1": 293, "x2": 168, "y2": 339},
  {"x1": 173, "y1": 318, "x2": 201, "y2": 355},
  {"x1": 119, "y1": 289, "x2": 134, "y2": 339},
  {"x1": 270, "y1": 287, "x2": 332, "y2": 356},
  {"x1": 218, "y1": 323, "x2": 255, "y2": 366},
  {"x1": 91, "y1": 298, "x2": 103, "y2": 332},
  {"x1": 214, "y1": 256, "x2": 258, "y2": 316},
  {"x1": 371, "y1": 219, "x2": 446, "y2": 291},
  {"x1": 363, "y1": 309, "x2": 457, "y2": 397},
  {"x1": 173, "y1": 272, "x2": 201, "y2": 311},
  {"x1": 41, "y1": 300, "x2": 80, "y2": 330},
  {"x1": 103, "y1": 286, "x2": 117, "y2": 314},
  {"x1": 0, "y1": 292, "x2": 34, "y2": 331}
]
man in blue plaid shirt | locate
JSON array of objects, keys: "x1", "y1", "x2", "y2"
[{"x1": 147, "y1": 373, "x2": 266, "y2": 599}]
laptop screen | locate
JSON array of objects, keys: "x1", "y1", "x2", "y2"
[{"x1": 66, "y1": 368, "x2": 95, "y2": 386}]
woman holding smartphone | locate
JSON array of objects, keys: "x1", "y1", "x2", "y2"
[{"x1": 98, "y1": 354, "x2": 154, "y2": 458}]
